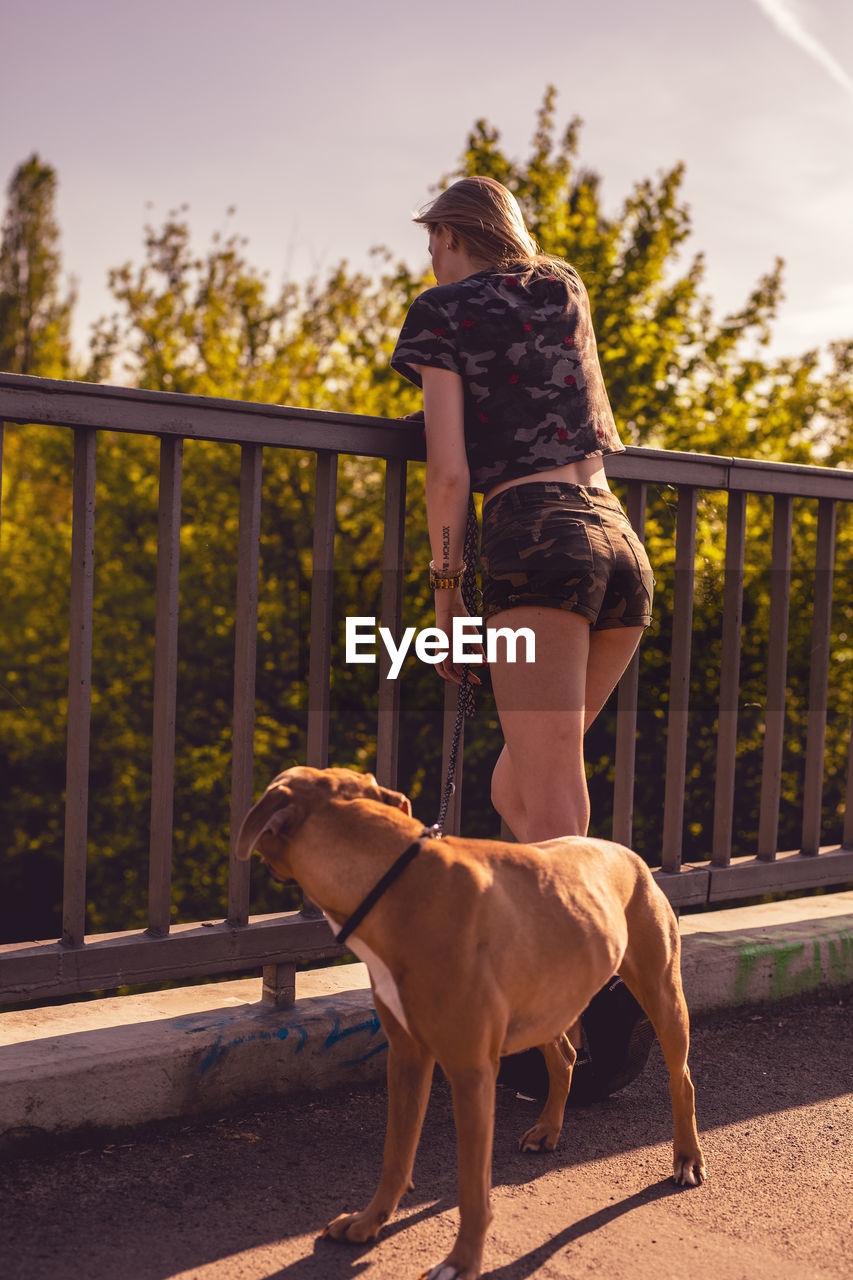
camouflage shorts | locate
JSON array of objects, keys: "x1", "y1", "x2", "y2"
[{"x1": 480, "y1": 482, "x2": 654, "y2": 629}]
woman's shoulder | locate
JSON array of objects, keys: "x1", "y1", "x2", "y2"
[
  {"x1": 406, "y1": 263, "x2": 585, "y2": 321},
  {"x1": 404, "y1": 280, "x2": 465, "y2": 318},
  {"x1": 419, "y1": 275, "x2": 486, "y2": 304},
  {"x1": 528, "y1": 259, "x2": 584, "y2": 292},
  {"x1": 403, "y1": 277, "x2": 494, "y2": 330}
]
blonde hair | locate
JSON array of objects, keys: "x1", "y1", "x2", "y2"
[{"x1": 414, "y1": 176, "x2": 572, "y2": 281}]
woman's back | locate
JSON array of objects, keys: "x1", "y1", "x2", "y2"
[{"x1": 391, "y1": 263, "x2": 623, "y2": 493}]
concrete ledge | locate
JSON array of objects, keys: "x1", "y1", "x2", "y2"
[
  {"x1": 0, "y1": 965, "x2": 383, "y2": 1144},
  {"x1": 679, "y1": 889, "x2": 853, "y2": 1012},
  {"x1": 2, "y1": 891, "x2": 852, "y2": 1144}
]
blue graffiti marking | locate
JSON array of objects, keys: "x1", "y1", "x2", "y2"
[
  {"x1": 198, "y1": 1022, "x2": 313, "y2": 1078},
  {"x1": 197, "y1": 1008, "x2": 390, "y2": 1079},
  {"x1": 324, "y1": 1011, "x2": 382, "y2": 1050},
  {"x1": 277, "y1": 1025, "x2": 308, "y2": 1052},
  {"x1": 199, "y1": 1037, "x2": 226, "y2": 1076},
  {"x1": 343, "y1": 1040, "x2": 389, "y2": 1067}
]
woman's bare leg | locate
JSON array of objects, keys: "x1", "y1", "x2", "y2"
[
  {"x1": 488, "y1": 607, "x2": 644, "y2": 843},
  {"x1": 490, "y1": 608, "x2": 647, "y2": 1074}
]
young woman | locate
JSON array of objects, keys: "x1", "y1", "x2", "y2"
[
  {"x1": 391, "y1": 176, "x2": 653, "y2": 843},
  {"x1": 390, "y1": 175, "x2": 655, "y2": 1098}
]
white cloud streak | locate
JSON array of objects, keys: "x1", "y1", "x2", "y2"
[{"x1": 753, "y1": 0, "x2": 853, "y2": 96}]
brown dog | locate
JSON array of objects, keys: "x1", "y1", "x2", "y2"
[{"x1": 236, "y1": 766, "x2": 705, "y2": 1280}]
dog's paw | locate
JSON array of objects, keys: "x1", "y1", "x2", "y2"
[
  {"x1": 419, "y1": 1263, "x2": 478, "y2": 1279},
  {"x1": 673, "y1": 1151, "x2": 707, "y2": 1186},
  {"x1": 518, "y1": 1120, "x2": 561, "y2": 1153},
  {"x1": 321, "y1": 1209, "x2": 385, "y2": 1244}
]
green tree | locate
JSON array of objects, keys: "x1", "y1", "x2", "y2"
[
  {"x1": 2, "y1": 207, "x2": 436, "y2": 939},
  {"x1": 453, "y1": 86, "x2": 816, "y2": 463},
  {"x1": 88, "y1": 211, "x2": 425, "y2": 416},
  {"x1": 442, "y1": 87, "x2": 853, "y2": 862},
  {"x1": 2, "y1": 89, "x2": 852, "y2": 948},
  {"x1": 0, "y1": 155, "x2": 80, "y2": 941},
  {"x1": 0, "y1": 155, "x2": 75, "y2": 377}
]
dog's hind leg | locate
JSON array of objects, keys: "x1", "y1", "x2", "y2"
[
  {"x1": 618, "y1": 919, "x2": 706, "y2": 1187},
  {"x1": 518, "y1": 1033, "x2": 576, "y2": 1152},
  {"x1": 323, "y1": 996, "x2": 434, "y2": 1245}
]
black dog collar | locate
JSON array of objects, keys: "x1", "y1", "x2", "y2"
[{"x1": 336, "y1": 826, "x2": 438, "y2": 947}]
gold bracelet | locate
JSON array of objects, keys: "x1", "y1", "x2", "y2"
[{"x1": 429, "y1": 560, "x2": 465, "y2": 590}]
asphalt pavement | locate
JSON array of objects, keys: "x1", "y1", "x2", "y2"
[{"x1": 3, "y1": 994, "x2": 851, "y2": 1280}]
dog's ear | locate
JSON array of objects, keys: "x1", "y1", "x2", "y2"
[
  {"x1": 235, "y1": 776, "x2": 305, "y2": 861},
  {"x1": 352, "y1": 771, "x2": 412, "y2": 816},
  {"x1": 373, "y1": 780, "x2": 413, "y2": 817}
]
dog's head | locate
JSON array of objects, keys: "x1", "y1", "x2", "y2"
[{"x1": 235, "y1": 766, "x2": 412, "y2": 879}]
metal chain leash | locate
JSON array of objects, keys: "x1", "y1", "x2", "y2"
[{"x1": 434, "y1": 495, "x2": 481, "y2": 836}]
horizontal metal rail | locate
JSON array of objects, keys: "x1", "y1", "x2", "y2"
[
  {"x1": 4, "y1": 846, "x2": 853, "y2": 1004},
  {"x1": 0, "y1": 913, "x2": 343, "y2": 1006},
  {"x1": 1, "y1": 372, "x2": 852, "y2": 1006},
  {"x1": 3, "y1": 372, "x2": 853, "y2": 498}
]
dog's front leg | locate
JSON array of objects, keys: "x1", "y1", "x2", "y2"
[
  {"x1": 518, "y1": 1033, "x2": 576, "y2": 1152},
  {"x1": 422, "y1": 1060, "x2": 498, "y2": 1280},
  {"x1": 323, "y1": 997, "x2": 434, "y2": 1245}
]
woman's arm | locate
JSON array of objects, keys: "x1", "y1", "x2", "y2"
[
  {"x1": 419, "y1": 365, "x2": 483, "y2": 684},
  {"x1": 421, "y1": 366, "x2": 470, "y2": 574}
]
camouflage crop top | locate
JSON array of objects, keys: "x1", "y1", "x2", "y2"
[{"x1": 391, "y1": 264, "x2": 625, "y2": 493}]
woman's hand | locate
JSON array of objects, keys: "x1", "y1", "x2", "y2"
[{"x1": 433, "y1": 589, "x2": 486, "y2": 686}]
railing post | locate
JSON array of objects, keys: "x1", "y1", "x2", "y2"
[
  {"x1": 228, "y1": 443, "x2": 264, "y2": 926},
  {"x1": 758, "y1": 494, "x2": 792, "y2": 858},
  {"x1": 612, "y1": 480, "x2": 647, "y2": 847},
  {"x1": 711, "y1": 490, "x2": 747, "y2": 865},
  {"x1": 147, "y1": 436, "x2": 183, "y2": 936},
  {"x1": 303, "y1": 451, "x2": 338, "y2": 919},
  {"x1": 844, "y1": 701, "x2": 853, "y2": 851},
  {"x1": 376, "y1": 459, "x2": 407, "y2": 790},
  {"x1": 801, "y1": 498, "x2": 837, "y2": 855},
  {"x1": 661, "y1": 486, "x2": 698, "y2": 873},
  {"x1": 306, "y1": 452, "x2": 338, "y2": 772},
  {"x1": 62, "y1": 428, "x2": 97, "y2": 947},
  {"x1": 0, "y1": 421, "x2": 5, "y2": 536},
  {"x1": 262, "y1": 962, "x2": 296, "y2": 1008}
]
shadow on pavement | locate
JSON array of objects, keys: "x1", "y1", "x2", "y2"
[
  {"x1": 482, "y1": 1177, "x2": 684, "y2": 1280},
  {"x1": 0, "y1": 994, "x2": 850, "y2": 1280}
]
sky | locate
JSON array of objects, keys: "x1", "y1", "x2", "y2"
[{"x1": 3, "y1": 0, "x2": 852, "y2": 367}]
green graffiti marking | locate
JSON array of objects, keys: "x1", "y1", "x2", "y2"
[
  {"x1": 733, "y1": 941, "x2": 764, "y2": 1004},
  {"x1": 768, "y1": 939, "x2": 821, "y2": 1000},
  {"x1": 827, "y1": 928, "x2": 853, "y2": 985},
  {"x1": 734, "y1": 926, "x2": 853, "y2": 1004}
]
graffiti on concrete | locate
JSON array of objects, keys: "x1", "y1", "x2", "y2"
[
  {"x1": 733, "y1": 926, "x2": 853, "y2": 1005},
  {"x1": 196, "y1": 1009, "x2": 387, "y2": 1079},
  {"x1": 198, "y1": 1022, "x2": 308, "y2": 1077},
  {"x1": 324, "y1": 1012, "x2": 388, "y2": 1065}
]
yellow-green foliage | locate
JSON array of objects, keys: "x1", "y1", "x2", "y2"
[{"x1": 1, "y1": 91, "x2": 852, "y2": 943}]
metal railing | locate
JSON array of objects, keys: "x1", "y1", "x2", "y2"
[{"x1": 1, "y1": 372, "x2": 852, "y2": 1006}]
